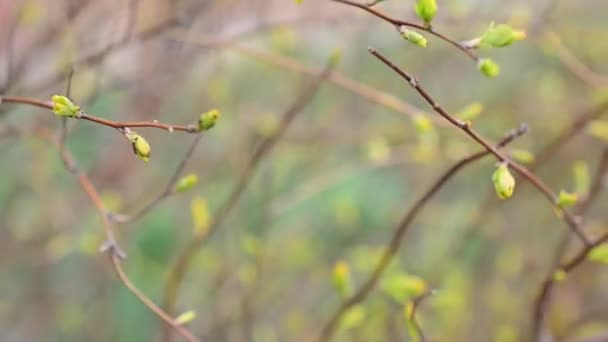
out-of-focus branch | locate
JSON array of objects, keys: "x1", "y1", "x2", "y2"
[
  {"x1": 161, "y1": 56, "x2": 338, "y2": 342},
  {"x1": 34, "y1": 127, "x2": 201, "y2": 342},
  {"x1": 169, "y1": 28, "x2": 435, "y2": 124},
  {"x1": 369, "y1": 47, "x2": 589, "y2": 245},
  {"x1": 0, "y1": 96, "x2": 200, "y2": 133},
  {"x1": 545, "y1": 31, "x2": 608, "y2": 88},
  {"x1": 329, "y1": 0, "x2": 478, "y2": 61},
  {"x1": 531, "y1": 147, "x2": 608, "y2": 341},
  {"x1": 318, "y1": 124, "x2": 528, "y2": 342}
]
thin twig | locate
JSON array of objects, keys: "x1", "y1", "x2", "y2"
[
  {"x1": 329, "y1": 0, "x2": 478, "y2": 61},
  {"x1": 161, "y1": 57, "x2": 338, "y2": 342},
  {"x1": 318, "y1": 124, "x2": 528, "y2": 341},
  {"x1": 368, "y1": 47, "x2": 589, "y2": 246},
  {"x1": 408, "y1": 290, "x2": 436, "y2": 342},
  {"x1": 0, "y1": 96, "x2": 199, "y2": 133},
  {"x1": 35, "y1": 127, "x2": 201, "y2": 342},
  {"x1": 545, "y1": 31, "x2": 608, "y2": 88}
]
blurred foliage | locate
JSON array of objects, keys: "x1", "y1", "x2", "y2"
[{"x1": 1, "y1": 0, "x2": 608, "y2": 341}]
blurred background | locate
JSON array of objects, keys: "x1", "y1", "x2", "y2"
[{"x1": 1, "y1": 0, "x2": 608, "y2": 341}]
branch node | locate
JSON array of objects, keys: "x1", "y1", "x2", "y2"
[{"x1": 99, "y1": 239, "x2": 128, "y2": 259}]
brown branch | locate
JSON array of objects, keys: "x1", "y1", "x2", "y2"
[
  {"x1": 168, "y1": 28, "x2": 436, "y2": 124},
  {"x1": 329, "y1": 0, "x2": 478, "y2": 61},
  {"x1": 34, "y1": 128, "x2": 201, "y2": 342},
  {"x1": 530, "y1": 147, "x2": 608, "y2": 341},
  {"x1": 368, "y1": 47, "x2": 590, "y2": 245},
  {"x1": 545, "y1": 31, "x2": 608, "y2": 88},
  {"x1": 408, "y1": 290, "x2": 436, "y2": 342},
  {"x1": 161, "y1": 57, "x2": 337, "y2": 342},
  {"x1": 318, "y1": 124, "x2": 528, "y2": 341},
  {"x1": 0, "y1": 95, "x2": 199, "y2": 133}
]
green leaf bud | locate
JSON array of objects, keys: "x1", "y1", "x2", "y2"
[
  {"x1": 51, "y1": 95, "x2": 80, "y2": 117},
  {"x1": 399, "y1": 27, "x2": 427, "y2": 48},
  {"x1": 492, "y1": 162, "x2": 515, "y2": 199},
  {"x1": 126, "y1": 131, "x2": 151, "y2": 163},
  {"x1": 480, "y1": 23, "x2": 526, "y2": 48},
  {"x1": 414, "y1": 0, "x2": 437, "y2": 26},
  {"x1": 478, "y1": 58, "x2": 500, "y2": 78},
  {"x1": 174, "y1": 174, "x2": 198, "y2": 193},
  {"x1": 198, "y1": 109, "x2": 221, "y2": 131}
]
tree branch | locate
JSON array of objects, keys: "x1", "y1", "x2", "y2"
[{"x1": 319, "y1": 124, "x2": 528, "y2": 341}]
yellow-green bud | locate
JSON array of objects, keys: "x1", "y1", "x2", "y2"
[
  {"x1": 480, "y1": 23, "x2": 526, "y2": 48},
  {"x1": 492, "y1": 162, "x2": 515, "y2": 199},
  {"x1": 198, "y1": 109, "x2": 220, "y2": 131},
  {"x1": 399, "y1": 27, "x2": 427, "y2": 48},
  {"x1": 414, "y1": 0, "x2": 437, "y2": 26},
  {"x1": 126, "y1": 131, "x2": 151, "y2": 163},
  {"x1": 332, "y1": 261, "x2": 353, "y2": 298},
  {"x1": 174, "y1": 174, "x2": 198, "y2": 193},
  {"x1": 478, "y1": 58, "x2": 500, "y2": 78},
  {"x1": 552, "y1": 269, "x2": 567, "y2": 282},
  {"x1": 175, "y1": 310, "x2": 196, "y2": 325},
  {"x1": 557, "y1": 190, "x2": 578, "y2": 207},
  {"x1": 51, "y1": 95, "x2": 80, "y2": 117}
]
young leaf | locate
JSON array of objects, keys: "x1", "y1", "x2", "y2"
[{"x1": 480, "y1": 23, "x2": 526, "y2": 48}]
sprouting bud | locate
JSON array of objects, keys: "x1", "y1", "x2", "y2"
[
  {"x1": 175, "y1": 310, "x2": 196, "y2": 325},
  {"x1": 556, "y1": 190, "x2": 578, "y2": 207},
  {"x1": 478, "y1": 58, "x2": 500, "y2": 78},
  {"x1": 51, "y1": 95, "x2": 80, "y2": 117},
  {"x1": 492, "y1": 162, "x2": 515, "y2": 199},
  {"x1": 509, "y1": 149, "x2": 535, "y2": 164},
  {"x1": 414, "y1": 0, "x2": 437, "y2": 26},
  {"x1": 174, "y1": 174, "x2": 198, "y2": 193},
  {"x1": 332, "y1": 261, "x2": 353, "y2": 299},
  {"x1": 198, "y1": 109, "x2": 221, "y2": 131},
  {"x1": 480, "y1": 23, "x2": 526, "y2": 48},
  {"x1": 399, "y1": 27, "x2": 427, "y2": 48},
  {"x1": 125, "y1": 131, "x2": 151, "y2": 163},
  {"x1": 552, "y1": 269, "x2": 567, "y2": 282}
]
